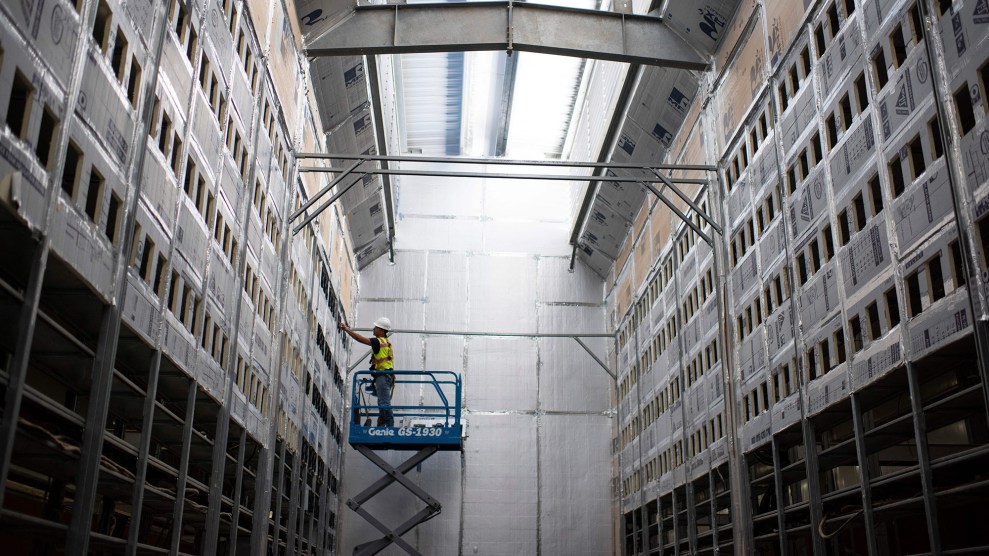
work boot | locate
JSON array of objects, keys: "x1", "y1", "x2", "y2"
[{"x1": 376, "y1": 417, "x2": 387, "y2": 427}]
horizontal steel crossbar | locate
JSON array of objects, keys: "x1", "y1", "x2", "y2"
[
  {"x1": 294, "y1": 152, "x2": 717, "y2": 172},
  {"x1": 305, "y1": 2, "x2": 708, "y2": 69},
  {"x1": 296, "y1": 166, "x2": 710, "y2": 185}
]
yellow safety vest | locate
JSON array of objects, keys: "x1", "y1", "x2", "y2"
[{"x1": 372, "y1": 338, "x2": 394, "y2": 370}]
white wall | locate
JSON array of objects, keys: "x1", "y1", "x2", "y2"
[{"x1": 339, "y1": 165, "x2": 615, "y2": 555}]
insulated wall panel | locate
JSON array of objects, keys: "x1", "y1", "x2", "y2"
[
  {"x1": 539, "y1": 415, "x2": 613, "y2": 556},
  {"x1": 467, "y1": 254, "x2": 538, "y2": 331},
  {"x1": 466, "y1": 337, "x2": 538, "y2": 412},
  {"x1": 461, "y1": 414, "x2": 538, "y2": 556}
]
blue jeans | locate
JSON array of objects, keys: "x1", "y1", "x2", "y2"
[{"x1": 374, "y1": 374, "x2": 394, "y2": 426}]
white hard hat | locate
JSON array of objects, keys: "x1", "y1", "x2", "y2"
[{"x1": 373, "y1": 317, "x2": 392, "y2": 331}]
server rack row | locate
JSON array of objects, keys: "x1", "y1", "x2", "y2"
[
  {"x1": 0, "y1": 0, "x2": 353, "y2": 553},
  {"x1": 616, "y1": 0, "x2": 989, "y2": 554}
]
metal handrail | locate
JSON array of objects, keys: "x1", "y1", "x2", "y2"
[{"x1": 351, "y1": 370, "x2": 462, "y2": 427}]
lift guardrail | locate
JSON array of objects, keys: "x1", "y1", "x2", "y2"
[{"x1": 348, "y1": 370, "x2": 463, "y2": 450}]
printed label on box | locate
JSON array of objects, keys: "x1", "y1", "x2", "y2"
[
  {"x1": 798, "y1": 262, "x2": 841, "y2": 330},
  {"x1": 840, "y1": 219, "x2": 891, "y2": 297},
  {"x1": 788, "y1": 167, "x2": 829, "y2": 243},
  {"x1": 731, "y1": 250, "x2": 760, "y2": 304},
  {"x1": 780, "y1": 82, "x2": 818, "y2": 155},
  {"x1": 771, "y1": 393, "x2": 801, "y2": 434},
  {"x1": 878, "y1": 56, "x2": 933, "y2": 144},
  {"x1": 741, "y1": 411, "x2": 772, "y2": 452},
  {"x1": 818, "y1": 17, "x2": 864, "y2": 96},
  {"x1": 727, "y1": 176, "x2": 751, "y2": 228},
  {"x1": 806, "y1": 366, "x2": 850, "y2": 415},
  {"x1": 760, "y1": 220, "x2": 788, "y2": 273},
  {"x1": 908, "y1": 291, "x2": 971, "y2": 359},
  {"x1": 830, "y1": 116, "x2": 877, "y2": 196},
  {"x1": 893, "y1": 164, "x2": 954, "y2": 253},
  {"x1": 767, "y1": 304, "x2": 795, "y2": 357},
  {"x1": 851, "y1": 332, "x2": 902, "y2": 390},
  {"x1": 959, "y1": 115, "x2": 989, "y2": 194}
]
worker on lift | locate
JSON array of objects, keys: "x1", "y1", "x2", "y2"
[{"x1": 339, "y1": 317, "x2": 395, "y2": 426}]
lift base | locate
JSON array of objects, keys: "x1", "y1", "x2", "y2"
[{"x1": 347, "y1": 445, "x2": 442, "y2": 556}]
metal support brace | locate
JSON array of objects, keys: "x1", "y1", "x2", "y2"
[
  {"x1": 291, "y1": 159, "x2": 365, "y2": 221},
  {"x1": 293, "y1": 174, "x2": 365, "y2": 235},
  {"x1": 574, "y1": 337, "x2": 615, "y2": 379},
  {"x1": 638, "y1": 179, "x2": 712, "y2": 245},
  {"x1": 348, "y1": 445, "x2": 442, "y2": 556},
  {"x1": 650, "y1": 170, "x2": 722, "y2": 235},
  {"x1": 906, "y1": 361, "x2": 943, "y2": 553},
  {"x1": 850, "y1": 394, "x2": 878, "y2": 556}
]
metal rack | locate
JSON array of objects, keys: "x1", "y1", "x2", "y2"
[
  {"x1": 616, "y1": 0, "x2": 989, "y2": 554},
  {"x1": 0, "y1": 0, "x2": 351, "y2": 553}
]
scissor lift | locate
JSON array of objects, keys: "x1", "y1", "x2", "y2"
[{"x1": 346, "y1": 370, "x2": 463, "y2": 556}]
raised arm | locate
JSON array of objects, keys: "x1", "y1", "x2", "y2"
[{"x1": 339, "y1": 322, "x2": 372, "y2": 346}]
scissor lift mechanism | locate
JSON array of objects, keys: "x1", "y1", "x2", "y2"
[{"x1": 346, "y1": 370, "x2": 463, "y2": 556}]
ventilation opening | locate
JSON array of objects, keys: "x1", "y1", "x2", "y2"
[
  {"x1": 810, "y1": 239, "x2": 821, "y2": 272},
  {"x1": 928, "y1": 254, "x2": 945, "y2": 302},
  {"x1": 852, "y1": 192, "x2": 867, "y2": 231},
  {"x1": 139, "y1": 236, "x2": 154, "y2": 281},
  {"x1": 849, "y1": 315, "x2": 864, "y2": 352},
  {"x1": 909, "y1": 3, "x2": 923, "y2": 43},
  {"x1": 950, "y1": 241, "x2": 966, "y2": 288},
  {"x1": 85, "y1": 167, "x2": 104, "y2": 223},
  {"x1": 127, "y1": 58, "x2": 142, "y2": 106},
  {"x1": 105, "y1": 191, "x2": 122, "y2": 244},
  {"x1": 905, "y1": 271, "x2": 923, "y2": 317},
  {"x1": 36, "y1": 105, "x2": 59, "y2": 168},
  {"x1": 890, "y1": 24, "x2": 907, "y2": 67},
  {"x1": 866, "y1": 301, "x2": 881, "y2": 340},
  {"x1": 838, "y1": 210, "x2": 851, "y2": 246},
  {"x1": 869, "y1": 173, "x2": 883, "y2": 215},
  {"x1": 62, "y1": 140, "x2": 82, "y2": 198},
  {"x1": 827, "y1": 3, "x2": 840, "y2": 35},
  {"x1": 112, "y1": 29, "x2": 128, "y2": 82},
  {"x1": 6, "y1": 70, "x2": 33, "y2": 139},
  {"x1": 826, "y1": 113, "x2": 838, "y2": 148},
  {"x1": 954, "y1": 83, "x2": 975, "y2": 135},
  {"x1": 873, "y1": 50, "x2": 889, "y2": 89},
  {"x1": 153, "y1": 253, "x2": 167, "y2": 297},
  {"x1": 981, "y1": 60, "x2": 989, "y2": 112},
  {"x1": 981, "y1": 216, "x2": 989, "y2": 267},
  {"x1": 889, "y1": 154, "x2": 905, "y2": 198},
  {"x1": 855, "y1": 72, "x2": 869, "y2": 111},
  {"x1": 928, "y1": 117, "x2": 944, "y2": 159},
  {"x1": 92, "y1": 0, "x2": 112, "y2": 52},
  {"x1": 885, "y1": 287, "x2": 900, "y2": 328},
  {"x1": 840, "y1": 93, "x2": 853, "y2": 129},
  {"x1": 823, "y1": 225, "x2": 835, "y2": 259},
  {"x1": 908, "y1": 134, "x2": 926, "y2": 179},
  {"x1": 815, "y1": 24, "x2": 827, "y2": 55},
  {"x1": 811, "y1": 133, "x2": 823, "y2": 164}
]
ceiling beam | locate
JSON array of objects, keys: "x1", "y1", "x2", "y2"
[
  {"x1": 568, "y1": 63, "x2": 641, "y2": 247},
  {"x1": 365, "y1": 55, "x2": 396, "y2": 261},
  {"x1": 306, "y1": 2, "x2": 708, "y2": 70}
]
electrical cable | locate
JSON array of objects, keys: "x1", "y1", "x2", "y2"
[{"x1": 818, "y1": 507, "x2": 865, "y2": 539}]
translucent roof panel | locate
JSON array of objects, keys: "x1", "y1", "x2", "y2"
[
  {"x1": 504, "y1": 52, "x2": 586, "y2": 159},
  {"x1": 399, "y1": 52, "x2": 465, "y2": 156}
]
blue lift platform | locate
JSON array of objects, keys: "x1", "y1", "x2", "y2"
[{"x1": 346, "y1": 370, "x2": 463, "y2": 556}]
